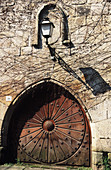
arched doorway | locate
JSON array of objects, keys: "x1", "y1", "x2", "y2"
[{"x1": 2, "y1": 79, "x2": 91, "y2": 167}]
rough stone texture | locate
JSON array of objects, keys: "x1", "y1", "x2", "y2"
[
  {"x1": 89, "y1": 97, "x2": 111, "y2": 122},
  {"x1": 0, "y1": 0, "x2": 111, "y2": 168},
  {"x1": 0, "y1": 165, "x2": 78, "y2": 170},
  {"x1": 0, "y1": 165, "x2": 26, "y2": 170},
  {"x1": 0, "y1": 103, "x2": 8, "y2": 121},
  {"x1": 92, "y1": 151, "x2": 103, "y2": 165},
  {"x1": 91, "y1": 119, "x2": 111, "y2": 152}
]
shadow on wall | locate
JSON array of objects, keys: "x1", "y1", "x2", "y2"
[{"x1": 80, "y1": 67, "x2": 111, "y2": 96}]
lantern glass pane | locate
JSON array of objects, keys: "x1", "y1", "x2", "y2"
[{"x1": 41, "y1": 24, "x2": 51, "y2": 37}]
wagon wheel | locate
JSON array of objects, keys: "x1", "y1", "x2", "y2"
[{"x1": 17, "y1": 94, "x2": 86, "y2": 164}]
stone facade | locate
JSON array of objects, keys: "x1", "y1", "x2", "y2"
[{"x1": 0, "y1": 0, "x2": 111, "y2": 169}]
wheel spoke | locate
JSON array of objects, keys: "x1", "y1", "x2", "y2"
[
  {"x1": 31, "y1": 131, "x2": 45, "y2": 155},
  {"x1": 55, "y1": 128, "x2": 81, "y2": 142},
  {"x1": 55, "y1": 110, "x2": 81, "y2": 123},
  {"x1": 51, "y1": 97, "x2": 66, "y2": 120},
  {"x1": 54, "y1": 103, "x2": 74, "y2": 121}
]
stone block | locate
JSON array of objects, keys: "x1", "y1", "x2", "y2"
[
  {"x1": 0, "y1": 103, "x2": 7, "y2": 121},
  {"x1": 6, "y1": 0, "x2": 15, "y2": 6},
  {"x1": 90, "y1": 123, "x2": 96, "y2": 138},
  {"x1": 88, "y1": 0, "x2": 106, "y2": 3},
  {"x1": 92, "y1": 138, "x2": 111, "y2": 152},
  {"x1": 91, "y1": 119, "x2": 111, "y2": 152},
  {"x1": 65, "y1": 0, "x2": 87, "y2": 5},
  {"x1": 0, "y1": 32, "x2": 15, "y2": 38},
  {"x1": 91, "y1": 3, "x2": 109, "y2": 16},
  {"x1": 92, "y1": 151, "x2": 103, "y2": 165},
  {"x1": 16, "y1": 31, "x2": 24, "y2": 37},
  {"x1": 89, "y1": 100, "x2": 108, "y2": 122},
  {"x1": 12, "y1": 37, "x2": 24, "y2": 47},
  {"x1": 0, "y1": 165, "x2": 25, "y2": 169},
  {"x1": 3, "y1": 47, "x2": 20, "y2": 56},
  {"x1": 21, "y1": 47, "x2": 32, "y2": 55},
  {"x1": 0, "y1": 49, "x2": 6, "y2": 58},
  {"x1": 107, "y1": 98, "x2": 111, "y2": 119},
  {"x1": 0, "y1": 0, "x2": 6, "y2": 7},
  {"x1": 94, "y1": 118, "x2": 111, "y2": 138},
  {"x1": 74, "y1": 16, "x2": 86, "y2": 26},
  {"x1": 0, "y1": 38, "x2": 12, "y2": 48},
  {"x1": 0, "y1": 120, "x2": 2, "y2": 134},
  {"x1": 101, "y1": 139, "x2": 111, "y2": 153},
  {"x1": 76, "y1": 6, "x2": 90, "y2": 16}
]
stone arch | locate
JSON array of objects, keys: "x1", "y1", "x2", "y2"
[
  {"x1": 33, "y1": 3, "x2": 69, "y2": 48},
  {"x1": 1, "y1": 78, "x2": 91, "y2": 166}
]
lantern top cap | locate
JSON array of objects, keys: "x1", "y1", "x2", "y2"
[{"x1": 41, "y1": 17, "x2": 55, "y2": 28}]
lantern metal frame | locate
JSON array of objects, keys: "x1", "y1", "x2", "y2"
[{"x1": 41, "y1": 17, "x2": 55, "y2": 44}]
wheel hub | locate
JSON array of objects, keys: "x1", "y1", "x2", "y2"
[{"x1": 43, "y1": 119, "x2": 55, "y2": 131}]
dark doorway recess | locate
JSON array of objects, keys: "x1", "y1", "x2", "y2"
[{"x1": 2, "y1": 80, "x2": 91, "y2": 167}]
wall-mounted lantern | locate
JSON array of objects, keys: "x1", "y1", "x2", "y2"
[
  {"x1": 41, "y1": 17, "x2": 55, "y2": 44},
  {"x1": 41, "y1": 17, "x2": 55, "y2": 60},
  {"x1": 40, "y1": 15, "x2": 89, "y2": 90}
]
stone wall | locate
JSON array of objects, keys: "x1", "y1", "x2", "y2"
[{"x1": 0, "y1": 0, "x2": 111, "y2": 168}]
